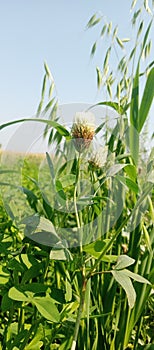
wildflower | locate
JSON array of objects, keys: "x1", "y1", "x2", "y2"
[
  {"x1": 71, "y1": 112, "x2": 95, "y2": 153},
  {"x1": 88, "y1": 146, "x2": 108, "y2": 170}
]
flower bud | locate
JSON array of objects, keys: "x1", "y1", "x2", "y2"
[{"x1": 71, "y1": 112, "x2": 95, "y2": 153}]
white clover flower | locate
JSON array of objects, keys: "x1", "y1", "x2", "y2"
[
  {"x1": 74, "y1": 111, "x2": 95, "y2": 128},
  {"x1": 89, "y1": 146, "x2": 108, "y2": 170},
  {"x1": 71, "y1": 111, "x2": 95, "y2": 153}
]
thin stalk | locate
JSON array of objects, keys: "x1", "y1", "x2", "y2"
[
  {"x1": 104, "y1": 178, "x2": 112, "y2": 239},
  {"x1": 74, "y1": 155, "x2": 83, "y2": 252},
  {"x1": 87, "y1": 213, "x2": 131, "y2": 279},
  {"x1": 18, "y1": 306, "x2": 25, "y2": 333},
  {"x1": 92, "y1": 170, "x2": 104, "y2": 239},
  {"x1": 85, "y1": 278, "x2": 91, "y2": 350},
  {"x1": 133, "y1": 316, "x2": 143, "y2": 349},
  {"x1": 44, "y1": 253, "x2": 50, "y2": 280},
  {"x1": 71, "y1": 278, "x2": 87, "y2": 350},
  {"x1": 71, "y1": 154, "x2": 87, "y2": 350},
  {"x1": 74, "y1": 184, "x2": 81, "y2": 229}
]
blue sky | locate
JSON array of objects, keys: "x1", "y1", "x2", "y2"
[
  {"x1": 0, "y1": 0, "x2": 132, "y2": 119},
  {"x1": 0, "y1": 0, "x2": 153, "y2": 149}
]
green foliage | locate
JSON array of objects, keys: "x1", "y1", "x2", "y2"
[
  {"x1": 0, "y1": 113, "x2": 153, "y2": 349},
  {"x1": 0, "y1": 1, "x2": 154, "y2": 349}
]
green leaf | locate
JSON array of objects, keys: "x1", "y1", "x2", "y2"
[
  {"x1": 46, "y1": 152, "x2": 55, "y2": 180},
  {"x1": 101, "y1": 255, "x2": 118, "y2": 263},
  {"x1": 129, "y1": 62, "x2": 139, "y2": 164},
  {"x1": 22, "y1": 215, "x2": 60, "y2": 246},
  {"x1": 0, "y1": 265, "x2": 10, "y2": 284},
  {"x1": 84, "y1": 239, "x2": 108, "y2": 254},
  {"x1": 111, "y1": 269, "x2": 136, "y2": 308},
  {"x1": 19, "y1": 254, "x2": 32, "y2": 269},
  {"x1": 20, "y1": 283, "x2": 48, "y2": 294},
  {"x1": 55, "y1": 180, "x2": 66, "y2": 205},
  {"x1": 65, "y1": 278, "x2": 72, "y2": 302},
  {"x1": 83, "y1": 240, "x2": 117, "y2": 262},
  {"x1": 132, "y1": 182, "x2": 153, "y2": 212},
  {"x1": 129, "y1": 125, "x2": 139, "y2": 165},
  {"x1": 116, "y1": 175, "x2": 139, "y2": 194},
  {"x1": 33, "y1": 296, "x2": 60, "y2": 322},
  {"x1": 24, "y1": 216, "x2": 57, "y2": 236},
  {"x1": 50, "y1": 122, "x2": 70, "y2": 138},
  {"x1": 107, "y1": 163, "x2": 127, "y2": 177},
  {"x1": 95, "y1": 122, "x2": 105, "y2": 134},
  {"x1": 114, "y1": 255, "x2": 135, "y2": 270},
  {"x1": 130, "y1": 64, "x2": 139, "y2": 129},
  {"x1": 9, "y1": 287, "x2": 29, "y2": 302},
  {"x1": 21, "y1": 187, "x2": 38, "y2": 210},
  {"x1": 0, "y1": 118, "x2": 71, "y2": 139},
  {"x1": 1, "y1": 293, "x2": 13, "y2": 312},
  {"x1": 143, "y1": 224, "x2": 152, "y2": 252},
  {"x1": 140, "y1": 20, "x2": 153, "y2": 57},
  {"x1": 35, "y1": 217, "x2": 58, "y2": 235},
  {"x1": 138, "y1": 67, "x2": 154, "y2": 132},
  {"x1": 124, "y1": 164, "x2": 137, "y2": 180},
  {"x1": 123, "y1": 269, "x2": 151, "y2": 285},
  {"x1": 25, "y1": 338, "x2": 43, "y2": 350},
  {"x1": 90, "y1": 101, "x2": 125, "y2": 115},
  {"x1": 9, "y1": 287, "x2": 60, "y2": 322},
  {"x1": 59, "y1": 174, "x2": 76, "y2": 187},
  {"x1": 50, "y1": 249, "x2": 67, "y2": 260},
  {"x1": 21, "y1": 264, "x2": 43, "y2": 284}
]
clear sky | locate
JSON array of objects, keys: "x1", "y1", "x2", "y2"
[{"x1": 0, "y1": 0, "x2": 153, "y2": 149}]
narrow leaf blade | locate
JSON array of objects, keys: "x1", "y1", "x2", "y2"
[
  {"x1": 123, "y1": 269, "x2": 151, "y2": 285},
  {"x1": 138, "y1": 67, "x2": 154, "y2": 132}
]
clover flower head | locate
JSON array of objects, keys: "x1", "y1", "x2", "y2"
[
  {"x1": 89, "y1": 146, "x2": 108, "y2": 170},
  {"x1": 71, "y1": 112, "x2": 95, "y2": 153}
]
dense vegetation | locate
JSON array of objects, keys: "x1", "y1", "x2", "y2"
[{"x1": 0, "y1": 1, "x2": 154, "y2": 349}]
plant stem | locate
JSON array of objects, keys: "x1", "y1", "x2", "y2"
[
  {"x1": 87, "y1": 213, "x2": 131, "y2": 279},
  {"x1": 74, "y1": 155, "x2": 83, "y2": 252},
  {"x1": 71, "y1": 277, "x2": 86, "y2": 350},
  {"x1": 71, "y1": 154, "x2": 86, "y2": 350},
  {"x1": 74, "y1": 183, "x2": 81, "y2": 229}
]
